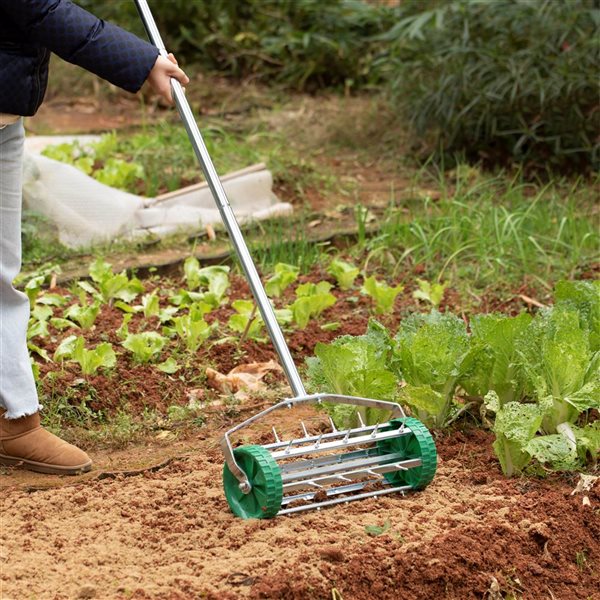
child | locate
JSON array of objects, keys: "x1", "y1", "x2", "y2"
[{"x1": 0, "y1": 0, "x2": 189, "y2": 474}]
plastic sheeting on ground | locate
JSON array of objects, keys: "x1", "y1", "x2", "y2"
[{"x1": 22, "y1": 137, "x2": 292, "y2": 249}]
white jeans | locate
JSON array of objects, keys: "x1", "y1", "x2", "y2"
[{"x1": 0, "y1": 119, "x2": 40, "y2": 418}]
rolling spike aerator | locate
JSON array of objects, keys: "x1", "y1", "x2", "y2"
[{"x1": 135, "y1": 0, "x2": 437, "y2": 519}]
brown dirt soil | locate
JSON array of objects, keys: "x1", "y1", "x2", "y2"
[{"x1": 1, "y1": 425, "x2": 598, "y2": 600}]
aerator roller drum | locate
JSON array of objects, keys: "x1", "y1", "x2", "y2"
[
  {"x1": 221, "y1": 396, "x2": 438, "y2": 518},
  {"x1": 135, "y1": 0, "x2": 437, "y2": 519}
]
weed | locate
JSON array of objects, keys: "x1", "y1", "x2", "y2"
[{"x1": 576, "y1": 550, "x2": 589, "y2": 572}]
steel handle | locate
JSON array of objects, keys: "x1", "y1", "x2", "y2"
[{"x1": 134, "y1": 0, "x2": 306, "y2": 397}]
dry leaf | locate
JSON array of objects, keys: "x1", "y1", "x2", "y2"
[{"x1": 206, "y1": 361, "x2": 282, "y2": 399}]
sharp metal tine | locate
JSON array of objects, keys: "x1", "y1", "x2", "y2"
[
  {"x1": 300, "y1": 421, "x2": 309, "y2": 437},
  {"x1": 357, "y1": 412, "x2": 365, "y2": 428},
  {"x1": 272, "y1": 427, "x2": 281, "y2": 443},
  {"x1": 284, "y1": 439, "x2": 294, "y2": 454},
  {"x1": 343, "y1": 429, "x2": 351, "y2": 444},
  {"x1": 328, "y1": 417, "x2": 338, "y2": 433},
  {"x1": 314, "y1": 433, "x2": 323, "y2": 449},
  {"x1": 370, "y1": 423, "x2": 380, "y2": 438}
]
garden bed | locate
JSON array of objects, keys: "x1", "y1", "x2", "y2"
[{"x1": 3, "y1": 263, "x2": 598, "y2": 599}]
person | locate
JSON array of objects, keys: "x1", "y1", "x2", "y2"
[{"x1": 0, "y1": 0, "x2": 189, "y2": 474}]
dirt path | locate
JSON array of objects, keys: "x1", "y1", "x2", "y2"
[{"x1": 2, "y1": 423, "x2": 598, "y2": 600}]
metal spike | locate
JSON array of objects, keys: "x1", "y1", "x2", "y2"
[
  {"x1": 284, "y1": 439, "x2": 294, "y2": 454},
  {"x1": 370, "y1": 423, "x2": 380, "y2": 438},
  {"x1": 357, "y1": 412, "x2": 366, "y2": 428},
  {"x1": 300, "y1": 421, "x2": 309, "y2": 437},
  {"x1": 272, "y1": 427, "x2": 281, "y2": 443},
  {"x1": 343, "y1": 428, "x2": 352, "y2": 444},
  {"x1": 314, "y1": 433, "x2": 324, "y2": 449},
  {"x1": 328, "y1": 417, "x2": 338, "y2": 433}
]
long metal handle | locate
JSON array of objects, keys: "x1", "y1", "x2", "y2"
[{"x1": 135, "y1": 0, "x2": 306, "y2": 397}]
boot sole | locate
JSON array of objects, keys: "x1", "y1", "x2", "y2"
[{"x1": 0, "y1": 454, "x2": 92, "y2": 475}]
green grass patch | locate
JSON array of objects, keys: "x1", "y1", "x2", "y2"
[{"x1": 364, "y1": 168, "x2": 599, "y2": 291}]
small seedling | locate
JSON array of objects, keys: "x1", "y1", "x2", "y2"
[{"x1": 365, "y1": 519, "x2": 391, "y2": 537}]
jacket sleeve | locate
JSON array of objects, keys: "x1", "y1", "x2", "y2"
[{"x1": 0, "y1": 0, "x2": 159, "y2": 93}]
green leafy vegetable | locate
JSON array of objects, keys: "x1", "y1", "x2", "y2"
[
  {"x1": 54, "y1": 335, "x2": 116, "y2": 375},
  {"x1": 228, "y1": 300, "x2": 264, "y2": 341},
  {"x1": 361, "y1": 276, "x2": 404, "y2": 314},
  {"x1": 122, "y1": 332, "x2": 166, "y2": 364},
  {"x1": 156, "y1": 357, "x2": 181, "y2": 374},
  {"x1": 306, "y1": 320, "x2": 397, "y2": 427},
  {"x1": 290, "y1": 281, "x2": 336, "y2": 328},
  {"x1": 168, "y1": 309, "x2": 214, "y2": 352},
  {"x1": 394, "y1": 310, "x2": 472, "y2": 427},
  {"x1": 183, "y1": 258, "x2": 230, "y2": 306},
  {"x1": 327, "y1": 259, "x2": 360, "y2": 291},
  {"x1": 518, "y1": 306, "x2": 599, "y2": 433},
  {"x1": 554, "y1": 279, "x2": 600, "y2": 351},
  {"x1": 265, "y1": 263, "x2": 299, "y2": 297},
  {"x1": 460, "y1": 312, "x2": 532, "y2": 405},
  {"x1": 485, "y1": 392, "x2": 543, "y2": 477},
  {"x1": 412, "y1": 279, "x2": 447, "y2": 307},
  {"x1": 88, "y1": 258, "x2": 144, "y2": 304},
  {"x1": 64, "y1": 301, "x2": 101, "y2": 329}
]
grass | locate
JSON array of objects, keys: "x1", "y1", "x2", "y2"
[
  {"x1": 245, "y1": 217, "x2": 329, "y2": 273},
  {"x1": 364, "y1": 168, "x2": 599, "y2": 292}
]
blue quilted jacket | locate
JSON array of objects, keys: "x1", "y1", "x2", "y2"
[{"x1": 0, "y1": 0, "x2": 159, "y2": 116}]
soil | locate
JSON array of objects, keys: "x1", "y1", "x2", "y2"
[{"x1": 1, "y1": 425, "x2": 598, "y2": 600}]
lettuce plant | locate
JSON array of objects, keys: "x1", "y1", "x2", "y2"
[
  {"x1": 484, "y1": 392, "x2": 544, "y2": 477},
  {"x1": 412, "y1": 279, "x2": 447, "y2": 307},
  {"x1": 460, "y1": 312, "x2": 532, "y2": 405},
  {"x1": 183, "y1": 258, "x2": 229, "y2": 306},
  {"x1": 64, "y1": 301, "x2": 101, "y2": 329},
  {"x1": 290, "y1": 282, "x2": 336, "y2": 329},
  {"x1": 518, "y1": 306, "x2": 599, "y2": 433},
  {"x1": 361, "y1": 276, "x2": 404, "y2": 314},
  {"x1": 122, "y1": 332, "x2": 166, "y2": 364},
  {"x1": 393, "y1": 310, "x2": 474, "y2": 428},
  {"x1": 554, "y1": 279, "x2": 599, "y2": 351},
  {"x1": 228, "y1": 300, "x2": 264, "y2": 341},
  {"x1": 87, "y1": 258, "x2": 144, "y2": 304},
  {"x1": 327, "y1": 259, "x2": 360, "y2": 291},
  {"x1": 265, "y1": 263, "x2": 299, "y2": 297},
  {"x1": 171, "y1": 313, "x2": 214, "y2": 352},
  {"x1": 306, "y1": 320, "x2": 398, "y2": 427},
  {"x1": 54, "y1": 335, "x2": 116, "y2": 376}
]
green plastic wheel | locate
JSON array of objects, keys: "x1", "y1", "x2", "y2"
[
  {"x1": 223, "y1": 445, "x2": 283, "y2": 519},
  {"x1": 377, "y1": 417, "x2": 437, "y2": 489}
]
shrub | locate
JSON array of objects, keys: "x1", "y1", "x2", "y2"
[
  {"x1": 80, "y1": 0, "x2": 397, "y2": 91},
  {"x1": 379, "y1": 0, "x2": 600, "y2": 171}
]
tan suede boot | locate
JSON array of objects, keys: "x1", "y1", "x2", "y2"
[{"x1": 0, "y1": 411, "x2": 92, "y2": 475}]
